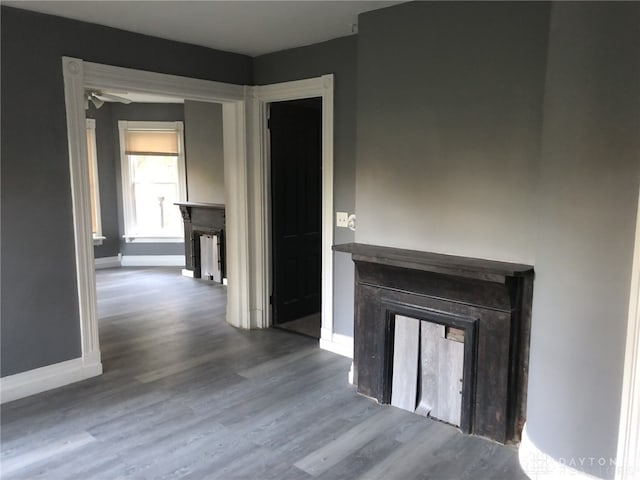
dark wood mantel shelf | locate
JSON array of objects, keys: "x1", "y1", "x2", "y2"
[{"x1": 333, "y1": 243, "x2": 533, "y2": 283}]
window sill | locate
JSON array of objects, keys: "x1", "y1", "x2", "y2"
[
  {"x1": 123, "y1": 236, "x2": 184, "y2": 244},
  {"x1": 93, "y1": 235, "x2": 106, "y2": 246}
]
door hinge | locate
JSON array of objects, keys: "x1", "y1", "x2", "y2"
[{"x1": 269, "y1": 295, "x2": 273, "y2": 305}]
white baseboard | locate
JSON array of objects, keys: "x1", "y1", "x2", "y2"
[
  {"x1": 95, "y1": 256, "x2": 121, "y2": 269},
  {"x1": 181, "y1": 268, "x2": 195, "y2": 278},
  {"x1": 320, "y1": 331, "x2": 353, "y2": 359},
  {"x1": 0, "y1": 356, "x2": 103, "y2": 404},
  {"x1": 519, "y1": 422, "x2": 606, "y2": 480},
  {"x1": 121, "y1": 255, "x2": 185, "y2": 267}
]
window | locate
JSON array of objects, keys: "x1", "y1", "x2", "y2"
[
  {"x1": 86, "y1": 119, "x2": 104, "y2": 245},
  {"x1": 118, "y1": 121, "x2": 186, "y2": 242}
]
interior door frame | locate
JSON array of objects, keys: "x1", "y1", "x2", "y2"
[
  {"x1": 62, "y1": 57, "x2": 252, "y2": 375},
  {"x1": 247, "y1": 76, "x2": 334, "y2": 342}
]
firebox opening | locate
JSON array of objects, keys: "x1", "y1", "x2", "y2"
[{"x1": 390, "y1": 314, "x2": 472, "y2": 429}]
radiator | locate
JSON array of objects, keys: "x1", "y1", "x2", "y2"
[{"x1": 199, "y1": 234, "x2": 221, "y2": 282}]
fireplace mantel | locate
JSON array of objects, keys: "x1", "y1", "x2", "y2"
[
  {"x1": 334, "y1": 242, "x2": 534, "y2": 444},
  {"x1": 175, "y1": 202, "x2": 225, "y2": 281},
  {"x1": 333, "y1": 243, "x2": 533, "y2": 282}
]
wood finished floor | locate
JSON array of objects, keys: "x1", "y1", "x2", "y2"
[
  {"x1": 276, "y1": 313, "x2": 321, "y2": 339},
  {"x1": 1, "y1": 267, "x2": 527, "y2": 479}
]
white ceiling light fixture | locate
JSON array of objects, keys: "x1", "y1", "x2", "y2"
[{"x1": 85, "y1": 89, "x2": 132, "y2": 109}]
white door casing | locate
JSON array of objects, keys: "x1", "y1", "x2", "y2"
[
  {"x1": 61, "y1": 57, "x2": 251, "y2": 381},
  {"x1": 247, "y1": 76, "x2": 335, "y2": 347},
  {"x1": 57, "y1": 58, "x2": 338, "y2": 401}
]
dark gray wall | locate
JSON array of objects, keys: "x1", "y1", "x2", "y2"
[
  {"x1": 184, "y1": 101, "x2": 225, "y2": 204},
  {"x1": 254, "y1": 36, "x2": 358, "y2": 337},
  {"x1": 0, "y1": 6, "x2": 251, "y2": 377},
  {"x1": 527, "y1": 3, "x2": 640, "y2": 477},
  {"x1": 355, "y1": 2, "x2": 549, "y2": 264}
]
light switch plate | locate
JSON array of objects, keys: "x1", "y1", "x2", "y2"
[{"x1": 336, "y1": 212, "x2": 349, "y2": 228}]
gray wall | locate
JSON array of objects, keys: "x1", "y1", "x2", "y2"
[
  {"x1": 355, "y1": 2, "x2": 639, "y2": 477},
  {"x1": 0, "y1": 6, "x2": 251, "y2": 377},
  {"x1": 527, "y1": 3, "x2": 640, "y2": 477},
  {"x1": 254, "y1": 36, "x2": 358, "y2": 337},
  {"x1": 184, "y1": 101, "x2": 225, "y2": 204},
  {"x1": 356, "y1": 2, "x2": 549, "y2": 264}
]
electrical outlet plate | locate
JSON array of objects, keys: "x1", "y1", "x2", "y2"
[{"x1": 336, "y1": 212, "x2": 348, "y2": 227}]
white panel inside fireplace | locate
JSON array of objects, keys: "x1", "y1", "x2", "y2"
[
  {"x1": 391, "y1": 315, "x2": 464, "y2": 427},
  {"x1": 199, "y1": 234, "x2": 221, "y2": 282}
]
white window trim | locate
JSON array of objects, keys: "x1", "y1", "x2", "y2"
[
  {"x1": 86, "y1": 118, "x2": 104, "y2": 246},
  {"x1": 117, "y1": 120, "x2": 186, "y2": 243}
]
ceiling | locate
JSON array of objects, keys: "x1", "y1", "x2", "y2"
[{"x1": 3, "y1": 1, "x2": 402, "y2": 57}]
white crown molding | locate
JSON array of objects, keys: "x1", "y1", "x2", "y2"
[{"x1": 0, "y1": 356, "x2": 103, "y2": 404}]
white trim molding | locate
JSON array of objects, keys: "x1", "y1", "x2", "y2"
[
  {"x1": 519, "y1": 423, "x2": 605, "y2": 480},
  {"x1": 616, "y1": 188, "x2": 640, "y2": 480},
  {"x1": 319, "y1": 332, "x2": 353, "y2": 359},
  {"x1": 117, "y1": 120, "x2": 187, "y2": 240},
  {"x1": 62, "y1": 57, "x2": 103, "y2": 377},
  {"x1": 95, "y1": 256, "x2": 121, "y2": 269},
  {"x1": 0, "y1": 357, "x2": 103, "y2": 404},
  {"x1": 223, "y1": 97, "x2": 252, "y2": 329},
  {"x1": 120, "y1": 255, "x2": 185, "y2": 267},
  {"x1": 248, "y1": 75, "x2": 335, "y2": 338},
  {"x1": 85, "y1": 118, "x2": 103, "y2": 239},
  {"x1": 60, "y1": 56, "x2": 252, "y2": 399}
]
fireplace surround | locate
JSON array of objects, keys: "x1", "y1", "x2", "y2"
[
  {"x1": 334, "y1": 243, "x2": 534, "y2": 444},
  {"x1": 175, "y1": 202, "x2": 226, "y2": 282}
]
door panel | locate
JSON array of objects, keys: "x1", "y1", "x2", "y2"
[{"x1": 270, "y1": 98, "x2": 322, "y2": 324}]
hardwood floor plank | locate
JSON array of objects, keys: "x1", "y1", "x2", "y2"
[
  {"x1": 237, "y1": 346, "x2": 318, "y2": 379},
  {"x1": 1, "y1": 431, "x2": 96, "y2": 477},
  {"x1": 294, "y1": 407, "x2": 405, "y2": 476},
  {"x1": 353, "y1": 419, "x2": 458, "y2": 480}
]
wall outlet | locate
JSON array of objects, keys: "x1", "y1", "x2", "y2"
[{"x1": 336, "y1": 212, "x2": 349, "y2": 228}]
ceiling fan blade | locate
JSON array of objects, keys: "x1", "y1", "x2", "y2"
[{"x1": 96, "y1": 92, "x2": 132, "y2": 104}]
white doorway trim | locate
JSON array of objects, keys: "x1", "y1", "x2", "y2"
[
  {"x1": 616, "y1": 188, "x2": 640, "y2": 479},
  {"x1": 61, "y1": 57, "x2": 252, "y2": 380},
  {"x1": 247, "y1": 76, "x2": 335, "y2": 345}
]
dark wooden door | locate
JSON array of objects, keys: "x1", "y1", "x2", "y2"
[{"x1": 270, "y1": 98, "x2": 322, "y2": 325}]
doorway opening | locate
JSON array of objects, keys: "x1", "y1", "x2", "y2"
[
  {"x1": 269, "y1": 98, "x2": 322, "y2": 339},
  {"x1": 62, "y1": 57, "x2": 250, "y2": 381}
]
